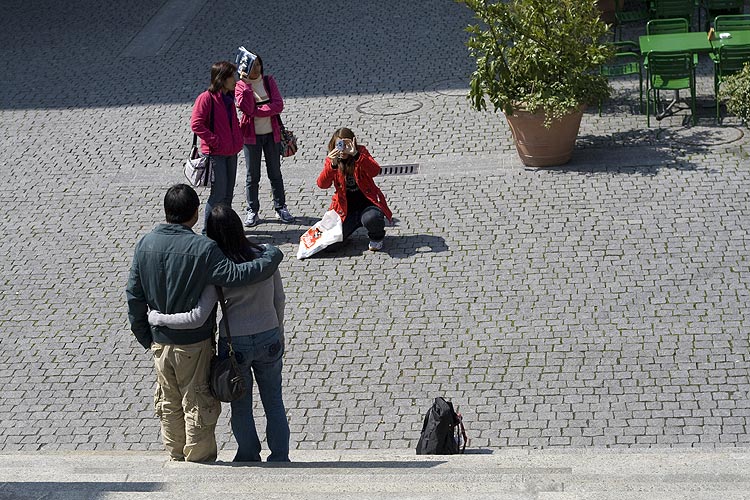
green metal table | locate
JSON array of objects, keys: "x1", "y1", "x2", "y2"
[
  {"x1": 711, "y1": 30, "x2": 750, "y2": 50},
  {"x1": 639, "y1": 32, "x2": 714, "y2": 54}
]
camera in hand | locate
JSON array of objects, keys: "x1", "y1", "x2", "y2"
[{"x1": 335, "y1": 139, "x2": 345, "y2": 151}]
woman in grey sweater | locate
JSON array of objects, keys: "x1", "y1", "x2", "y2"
[{"x1": 148, "y1": 204, "x2": 289, "y2": 462}]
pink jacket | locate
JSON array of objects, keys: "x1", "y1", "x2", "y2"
[
  {"x1": 317, "y1": 145, "x2": 393, "y2": 222},
  {"x1": 190, "y1": 90, "x2": 243, "y2": 156},
  {"x1": 235, "y1": 75, "x2": 284, "y2": 145}
]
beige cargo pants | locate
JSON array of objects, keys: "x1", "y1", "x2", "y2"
[{"x1": 151, "y1": 338, "x2": 221, "y2": 462}]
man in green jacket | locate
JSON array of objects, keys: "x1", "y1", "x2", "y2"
[{"x1": 126, "y1": 184, "x2": 283, "y2": 462}]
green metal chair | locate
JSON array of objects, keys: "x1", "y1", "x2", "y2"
[
  {"x1": 646, "y1": 51, "x2": 697, "y2": 126},
  {"x1": 702, "y1": 0, "x2": 744, "y2": 30},
  {"x1": 615, "y1": 1, "x2": 650, "y2": 40},
  {"x1": 651, "y1": 0, "x2": 696, "y2": 27},
  {"x1": 646, "y1": 17, "x2": 690, "y2": 34},
  {"x1": 645, "y1": 18, "x2": 698, "y2": 65},
  {"x1": 714, "y1": 14, "x2": 750, "y2": 32},
  {"x1": 711, "y1": 44, "x2": 750, "y2": 121},
  {"x1": 599, "y1": 41, "x2": 644, "y2": 114}
]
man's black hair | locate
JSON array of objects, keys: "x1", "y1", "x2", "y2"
[{"x1": 164, "y1": 184, "x2": 199, "y2": 224}]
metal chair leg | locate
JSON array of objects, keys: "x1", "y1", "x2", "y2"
[
  {"x1": 638, "y1": 70, "x2": 644, "y2": 114},
  {"x1": 690, "y1": 71, "x2": 697, "y2": 126},
  {"x1": 715, "y1": 70, "x2": 722, "y2": 124}
]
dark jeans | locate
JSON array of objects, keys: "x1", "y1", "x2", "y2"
[
  {"x1": 343, "y1": 205, "x2": 386, "y2": 242},
  {"x1": 204, "y1": 154, "x2": 237, "y2": 231},
  {"x1": 243, "y1": 134, "x2": 286, "y2": 213}
]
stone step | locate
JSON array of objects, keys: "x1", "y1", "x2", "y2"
[{"x1": 1, "y1": 449, "x2": 749, "y2": 499}]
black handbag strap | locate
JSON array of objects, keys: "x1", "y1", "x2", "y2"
[
  {"x1": 216, "y1": 287, "x2": 235, "y2": 356},
  {"x1": 192, "y1": 96, "x2": 215, "y2": 150},
  {"x1": 215, "y1": 287, "x2": 243, "y2": 386}
]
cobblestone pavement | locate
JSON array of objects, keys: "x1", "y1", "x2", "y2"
[{"x1": 0, "y1": 0, "x2": 748, "y2": 453}]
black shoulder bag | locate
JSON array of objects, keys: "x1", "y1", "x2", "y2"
[{"x1": 208, "y1": 288, "x2": 247, "y2": 402}]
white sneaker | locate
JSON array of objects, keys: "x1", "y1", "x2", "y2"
[
  {"x1": 368, "y1": 239, "x2": 383, "y2": 251},
  {"x1": 244, "y1": 210, "x2": 259, "y2": 227}
]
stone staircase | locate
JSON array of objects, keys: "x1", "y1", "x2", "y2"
[{"x1": 1, "y1": 449, "x2": 749, "y2": 499}]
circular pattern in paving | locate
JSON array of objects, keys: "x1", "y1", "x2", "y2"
[
  {"x1": 357, "y1": 98, "x2": 423, "y2": 116},
  {"x1": 661, "y1": 125, "x2": 744, "y2": 146},
  {"x1": 430, "y1": 78, "x2": 470, "y2": 97}
]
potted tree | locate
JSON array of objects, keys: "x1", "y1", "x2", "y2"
[
  {"x1": 719, "y1": 62, "x2": 750, "y2": 126},
  {"x1": 458, "y1": 0, "x2": 612, "y2": 167}
]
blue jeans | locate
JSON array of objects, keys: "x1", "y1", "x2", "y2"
[
  {"x1": 243, "y1": 134, "x2": 286, "y2": 213},
  {"x1": 218, "y1": 328, "x2": 289, "y2": 462},
  {"x1": 204, "y1": 154, "x2": 237, "y2": 231}
]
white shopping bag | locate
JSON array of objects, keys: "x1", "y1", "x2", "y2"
[{"x1": 297, "y1": 210, "x2": 343, "y2": 259}]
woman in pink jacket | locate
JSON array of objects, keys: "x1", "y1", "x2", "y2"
[
  {"x1": 191, "y1": 61, "x2": 244, "y2": 232},
  {"x1": 235, "y1": 55, "x2": 294, "y2": 227},
  {"x1": 317, "y1": 127, "x2": 392, "y2": 252}
]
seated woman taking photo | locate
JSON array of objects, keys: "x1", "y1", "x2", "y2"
[{"x1": 316, "y1": 127, "x2": 393, "y2": 251}]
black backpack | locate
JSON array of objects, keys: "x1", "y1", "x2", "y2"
[{"x1": 416, "y1": 397, "x2": 467, "y2": 455}]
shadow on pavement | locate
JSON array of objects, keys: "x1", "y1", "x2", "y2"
[
  {"x1": 384, "y1": 235, "x2": 449, "y2": 259},
  {"x1": 463, "y1": 448, "x2": 496, "y2": 455},
  {"x1": 302, "y1": 234, "x2": 449, "y2": 260},
  {"x1": 213, "y1": 460, "x2": 446, "y2": 469},
  {"x1": 562, "y1": 127, "x2": 718, "y2": 175},
  {"x1": 0, "y1": 0, "x2": 475, "y2": 110}
]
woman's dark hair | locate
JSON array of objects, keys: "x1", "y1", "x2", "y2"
[
  {"x1": 164, "y1": 184, "x2": 199, "y2": 224},
  {"x1": 328, "y1": 127, "x2": 357, "y2": 176},
  {"x1": 254, "y1": 54, "x2": 264, "y2": 75},
  {"x1": 206, "y1": 204, "x2": 264, "y2": 263},
  {"x1": 208, "y1": 61, "x2": 237, "y2": 93}
]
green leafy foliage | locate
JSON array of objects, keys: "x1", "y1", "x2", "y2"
[
  {"x1": 459, "y1": 0, "x2": 613, "y2": 126},
  {"x1": 719, "y1": 62, "x2": 750, "y2": 124}
]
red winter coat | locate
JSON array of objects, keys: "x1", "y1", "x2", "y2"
[
  {"x1": 234, "y1": 75, "x2": 283, "y2": 145},
  {"x1": 190, "y1": 90, "x2": 243, "y2": 156},
  {"x1": 316, "y1": 145, "x2": 393, "y2": 222}
]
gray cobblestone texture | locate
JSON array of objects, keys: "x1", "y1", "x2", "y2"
[{"x1": 0, "y1": 0, "x2": 748, "y2": 453}]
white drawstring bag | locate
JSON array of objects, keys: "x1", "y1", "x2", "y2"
[{"x1": 297, "y1": 210, "x2": 343, "y2": 259}]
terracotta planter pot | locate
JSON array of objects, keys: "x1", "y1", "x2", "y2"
[{"x1": 504, "y1": 106, "x2": 585, "y2": 168}]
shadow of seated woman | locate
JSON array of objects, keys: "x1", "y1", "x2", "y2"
[{"x1": 308, "y1": 233, "x2": 449, "y2": 259}]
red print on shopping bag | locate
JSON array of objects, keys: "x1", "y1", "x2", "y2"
[{"x1": 301, "y1": 227, "x2": 323, "y2": 249}]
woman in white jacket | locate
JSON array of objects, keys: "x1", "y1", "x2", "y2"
[{"x1": 148, "y1": 204, "x2": 290, "y2": 462}]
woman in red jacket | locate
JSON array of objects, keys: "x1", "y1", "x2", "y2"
[
  {"x1": 316, "y1": 127, "x2": 392, "y2": 251},
  {"x1": 190, "y1": 61, "x2": 244, "y2": 232}
]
